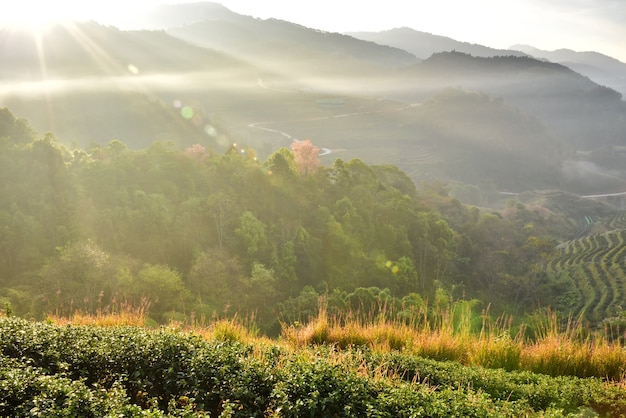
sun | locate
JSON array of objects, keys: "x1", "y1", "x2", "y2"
[{"x1": 0, "y1": 0, "x2": 95, "y2": 31}]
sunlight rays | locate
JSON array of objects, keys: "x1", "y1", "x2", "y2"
[{"x1": 32, "y1": 27, "x2": 56, "y2": 134}]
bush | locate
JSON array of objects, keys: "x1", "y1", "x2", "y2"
[{"x1": 0, "y1": 318, "x2": 623, "y2": 417}]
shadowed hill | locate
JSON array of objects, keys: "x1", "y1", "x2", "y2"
[
  {"x1": 0, "y1": 22, "x2": 260, "y2": 149},
  {"x1": 396, "y1": 52, "x2": 626, "y2": 151}
]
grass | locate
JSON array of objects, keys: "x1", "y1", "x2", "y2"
[
  {"x1": 281, "y1": 304, "x2": 626, "y2": 381},
  {"x1": 45, "y1": 299, "x2": 150, "y2": 327},
  {"x1": 45, "y1": 300, "x2": 626, "y2": 382}
]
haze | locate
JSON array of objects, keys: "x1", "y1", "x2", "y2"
[{"x1": 1, "y1": 0, "x2": 624, "y2": 62}]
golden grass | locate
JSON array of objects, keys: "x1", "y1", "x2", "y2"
[
  {"x1": 46, "y1": 300, "x2": 626, "y2": 381},
  {"x1": 46, "y1": 299, "x2": 149, "y2": 327},
  {"x1": 281, "y1": 305, "x2": 626, "y2": 381}
]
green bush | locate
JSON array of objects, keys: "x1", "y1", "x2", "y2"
[{"x1": 0, "y1": 318, "x2": 623, "y2": 417}]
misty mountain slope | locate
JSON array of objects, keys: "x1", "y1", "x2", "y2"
[
  {"x1": 1, "y1": 13, "x2": 625, "y2": 196},
  {"x1": 512, "y1": 44, "x2": 626, "y2": 98},
  {"x1": 0, "y1": 22, "x2": 254, "y2": 80},
  {"x1": 165, "y1": 8, "x2": 418, "y2": 78},
  {"x1": 0, "y1": 22, "x2": 262, "y2": 149},
  {"x1": 2, "y1": 93, "x2": 220, "y2": 149},
  {"x1": 257, "y1": 88, "x2": 567, "y2": 192},
  {"x1": 347, "y1": 27, "x2": 526, "y2": 59},
  {"x1": 395, "y1": 52, "x2": 626, "y2": 151}
]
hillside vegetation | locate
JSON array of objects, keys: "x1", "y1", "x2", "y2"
[
  {"x1": 0, "y1": 107, "x2": 606, "y2": 330},
  {"x1": 1, "y1": 316, "x2": 625, "y2": 417}
]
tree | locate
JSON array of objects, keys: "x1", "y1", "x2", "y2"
[
  {"x1": 290, "y1": 139, "x2": 320, "y2": 178},
  {"x1": 132, "y1": 264, "x2": 188, "y2": 320},
  {"x1": 206, "y1": 193, "x2": 237, "y2": 249},
  {"x1": 39, "y1": 240, "x2": 118, "y2": 316},
  {"x1": 235, "y1": 211, "x2": 270, "y2": 265},
  {"x1": 187, "y1": 249, "x2": 245, "y2": 316},
  {"x1": 264, "y1": 147, "x2": 297, "y2": 179}
]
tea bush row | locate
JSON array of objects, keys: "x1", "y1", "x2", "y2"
[
  {"x1": 366, "y1": 351, "x2": 626, "y2": 416},
  {"x1": 0, "y1": 318, "x2": 622, "y2": 416}
]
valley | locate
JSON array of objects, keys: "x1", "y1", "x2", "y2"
[{"x1": 1, "y1": 3, "x2": 626, "y2": 415}]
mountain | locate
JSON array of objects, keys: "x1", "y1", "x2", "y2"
[
  {"x1": 119, "y1": 2, "x2": 418, "y2": 77},
  {"x1": 0, "y1": 22, "x2": 259, "y2": 148},
  {"x1": 346, "y1": 27, "x2": 527, "y2": 59},
  {"x1": 394, "y1": 52, "x2": 626, "y2": 152},
  {"x1": 511, "y1": 44, "x2": 626, "y2": 98},
  {"x1": 127, "y1": 2, "x2": 243, "y2": 30},
  {"x1": 0, "y1": 21, "x2": 250, "y2": 80},
  {"x1": 163, "y1": 6, "x2": 418, "y2": 79},
  {"x1": 1, "y1": 5, "x2": 626, "y2": 197},
  {"x1": 348, "y1": 28, "x2": 626, "y2": 100}
]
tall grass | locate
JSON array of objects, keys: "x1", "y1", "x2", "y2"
[
  {"x1": 47, "y1": 298, "x2": 150, "y2": 327},
  {"x1": 47, "y1": 296, "x2": 626, "y2": 381},
  {"x1": 282, "y1": 303, "x2": 626, "y2": 381}
]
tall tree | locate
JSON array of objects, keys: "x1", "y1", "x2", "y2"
[{"x1": 290, "y1": 139, "x2": 320, "y2": 178}]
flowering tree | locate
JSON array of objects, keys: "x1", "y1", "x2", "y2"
[
  {"x1": 290, "y1": 139, "x2": 320, "y2": 178},
  {"x1": 183, "y1": 144, "x2": 207, "y2": 163}
]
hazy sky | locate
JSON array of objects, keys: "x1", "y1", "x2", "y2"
[
  {"x1": 3, "y1": 0, "x2": 625, "y2": 61},
  {"x1": 218, "y1": 0, "x2": 626, "y2": 60}
]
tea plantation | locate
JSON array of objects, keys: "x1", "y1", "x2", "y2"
[{"x1": 1, "y1": 318, "x2": 624, "y2": 417}]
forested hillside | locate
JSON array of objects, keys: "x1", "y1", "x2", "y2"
[{"x1": 0, "y1": 108, "x2": 594, "y2": 331}]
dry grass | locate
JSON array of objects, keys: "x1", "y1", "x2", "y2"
[
  {"x1": 46, "y1": 299, "x2": 150, "y2": 327},
  {"x1": 281, "y1": 305, "x2": 626, "y2": 381},
  {"x1": 47, "y1": 300, "x2": 626, "y2": 381}
]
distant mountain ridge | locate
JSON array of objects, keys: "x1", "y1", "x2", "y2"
[
  {"x1": 398, "y1": 52, "x2": 626, "y2": 151},
  {"x1": 345, "y1": 27, "x2": 625, "y2": 98},
  {"x1": 128, "y1": 2, "x2": 245, "y2": 30},
  {"x1": 346, "y1": 27, "x2": 527, "y2": 59},
  {"x1": 0, "y1": 21, "x2": 251, "y2": 80},
  {"x1": 165, "y1": 14, "x2": 418, "y2": 78},
  {"x1": 511, "y1": 44, "x2": 626, "y2": 98}
]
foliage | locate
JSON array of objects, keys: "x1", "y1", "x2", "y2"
[
  {"x1": 0, "y1": 107, "x2": 623, "y2": 338},
  {"x1": 2, "y1": 317, "x2": 624, "y2": 417},
  {"x1": 290, "y1": 139, "x2": 320, "y2": 178}
]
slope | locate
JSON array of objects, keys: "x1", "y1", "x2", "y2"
[
  {"x1": 0, "y1": 22, "x2": 261, "y2": 149},
  {"x1": 395, "y1": 52, "x2": 626, "y2": 153},
  {"x1": 164, "y1": 5, "x2": 418, "y2": 79}
]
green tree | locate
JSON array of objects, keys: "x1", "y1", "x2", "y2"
[
  {"x1": 235, "y1": 211, "x2": 270, "y2": 266},
  {"x1": 187, "y1": 249, "x2": 245, "y2": 315},
  {"x1": 39, "y1": 241, "x2": 117, "y2": 316},
  {"x1": 264, "y1": 147, "x2": 297, "y2": 179},
  {"x1": 131, "y1": 264, "x2": 189, "y2": 321}
]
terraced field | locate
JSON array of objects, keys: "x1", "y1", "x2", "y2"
[{"x1": 548, "y1": 214, "x2": 626, "y2": 322}]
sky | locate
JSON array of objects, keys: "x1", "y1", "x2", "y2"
[{"x1": 2, "y1": 0, "x2": 625, "y2": 62}]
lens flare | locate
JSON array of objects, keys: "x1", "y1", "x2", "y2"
[
  {"x1": 181, "y1": 106, "x2": 194, "y2": 119},
  {"x1": 205, "y1": 125, "x2": 217, "y2": 137}
]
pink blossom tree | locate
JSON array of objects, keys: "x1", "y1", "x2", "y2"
[{"x1": 290, "y1": 139, "x2": 320, "y2": 178}]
